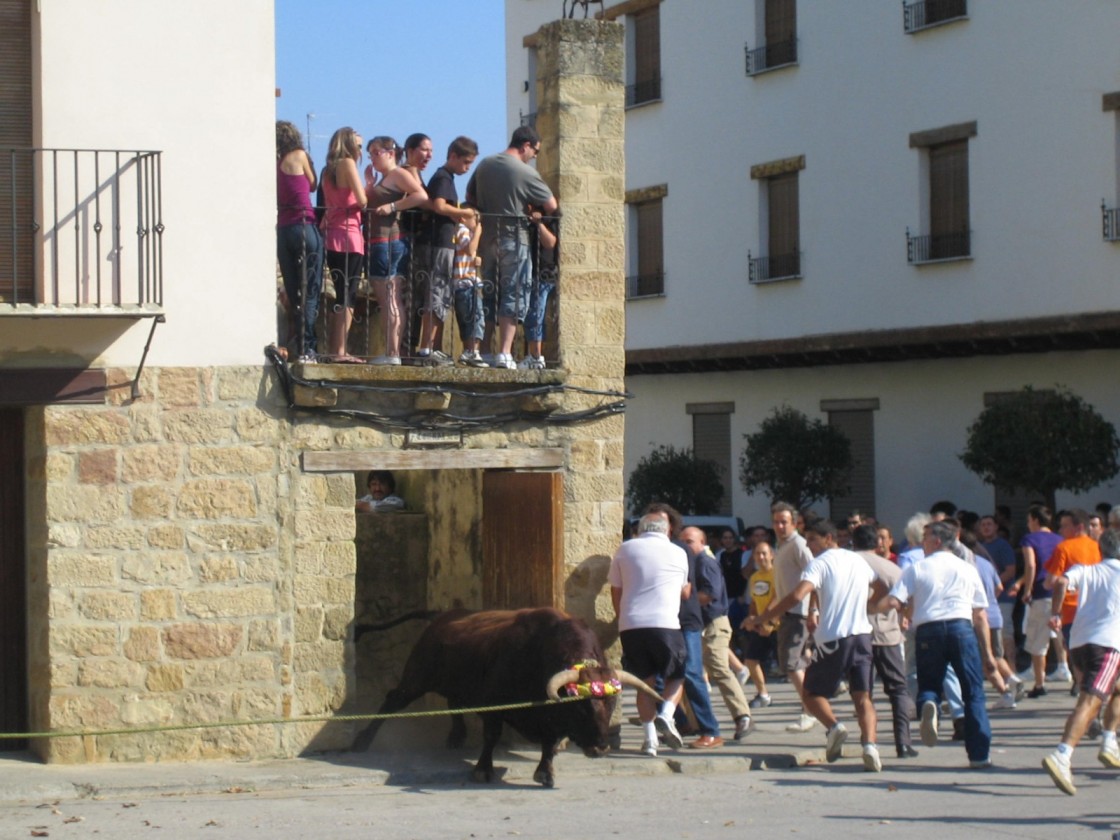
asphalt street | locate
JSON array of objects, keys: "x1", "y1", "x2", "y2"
[{"x1": 0, "y1": 675, "x2": 1116, "y2": 838}]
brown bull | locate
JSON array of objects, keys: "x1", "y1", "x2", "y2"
[{"x1": 351, "y1": 607, "x2": 658, "y2": 787}]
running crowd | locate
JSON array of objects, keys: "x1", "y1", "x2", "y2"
[
  {"x1": 276, "y1": 122, "x2": 558, "y2": 370},
  {"x1": 609, "y1": 500, "x2": 1120, "y2": 794}
]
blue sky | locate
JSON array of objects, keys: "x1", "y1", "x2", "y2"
[{"x1": 274, "y1": 0, "x2": 510, "y2": 178}]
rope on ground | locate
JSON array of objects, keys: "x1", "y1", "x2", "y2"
[{"x1": 0, "y1": 695, "x2": 586, "y2": 740}]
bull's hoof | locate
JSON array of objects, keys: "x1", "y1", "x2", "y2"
[
  {"x1": 533, "y1": 767, "x2": 555, "y2": 787},
  {"x1": 471, "y1": 765, "x2": 495, "y2": 784}
]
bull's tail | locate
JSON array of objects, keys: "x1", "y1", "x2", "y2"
[{"x1": 353, "y1": 609, "x2": 439, "y2": 642}]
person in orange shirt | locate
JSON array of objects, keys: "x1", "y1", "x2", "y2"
[{"x1": 1045, "y1": 508, "x2": 1103, "y2": 687}]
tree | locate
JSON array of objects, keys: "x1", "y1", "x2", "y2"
[
  {"x1": 626, "y1": 444, "x2": 725, "y2": 515},
  {"x1": 739, "y1": 406, "x2": 852, "y2": 510},
  {"x1": 959, "y1": 386, "x2": 1120, "y2": 510}
]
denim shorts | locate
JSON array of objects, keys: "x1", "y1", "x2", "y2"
[
  {"x1": 367, "y1": 238, "x2": 408, "y2": 279},
  {"x1": 482, "y1": 234, "x2": 532, "y2": 321}
]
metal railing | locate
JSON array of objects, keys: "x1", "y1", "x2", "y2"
[
  {"x1": 625, "y1": 77, "x2": 662, "y2": 108},
  {"x1": 744, "y1": 38, "x2": 798, "y2": 76},
  {"x1": 626, "y1": 272, "x2": 665, "y2": 299},
  {"x1": 1, "y1": 148, "x2": 163, "y2": 310},
  {"x1": 748, "y1": 251, "x2": 801, "y2": 283},
  {"x1": 519, "y1": 110, "x2": 538, "y2": 129},
  {"x1": 906, "y1": 228, "x2": 971, "y2": 262},
  {"x1": 903, "y1": 0, "x2": 967, "y2": 33},
  {"x1": 1103, "y1": 202, "x2": 1120, "y2": 242}
]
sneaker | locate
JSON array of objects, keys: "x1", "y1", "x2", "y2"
[
  {"x1": 969, "y1": 758, "x2": 994, "y2": 769},
  {"x1": 1050, "y1": 664, "x2": 1073, "y2": 684},
  {"x1": 369, "y1": 355, "x2": 401, "y2": 366},
  {"x1": 863, "y1": 743, "x2": 882, "y2": 773},
  {"x1": 493, "y1": 352, "x2": 516, "y2": 370},
  {"x1": 1027, "y1": 685, "x2": 1048, "y2": 698},
  {"x1": 419, "y1": 349, "x2": 454, "y2": 367},
  {"x1": 1012, "y1": 678, "x2": 1028, "y2": 702},
  {"x1": 919, "y1": 700, "x2": 939, "y2": 748},
  {"x1": 733, "y1": 716, "x2": 753, "y2": 741},
  {"x1": 1042, "y1": 751, "x2": 1076, "y2": 795},
  {"x1": 480, "y1": 353, "x2": 496, "y2": 366},
  {"x1": 991, "y1": 691, "x2": 1017, "y2": 710},
  {"x1": 1098, "y1": 742, "x2": 1120, "y2": 769},
  {"x1": 786, "y1": 713, "x2": 818, "y2": 733},
  {"x1": 517, "y1": 355, "x2": 546, "y2": 370},
  {"x1": 296, "y1": 353, "x2": 317, "y2": 364},
  {"x1": 458, "y1": 350, "x2": 489, "y2": 368},
  {"x1": 640, "y1": 739, "x2": 657, "y2": 757},
  {"x1": 736, "y1": 669, "x2": 750, "y2": 688},
  {"x1": 749, "y1": 694, "x2": 772, "y2": 709},
  {"x1": 825, "y1": 723, "x2": 848, "y2": 763},
  {"x1": 654, "y1": 714, "x2": 684, "y2": 750},
  {"x1": 1015, "y1": 668, "x2": 1035, "y2": 684}
]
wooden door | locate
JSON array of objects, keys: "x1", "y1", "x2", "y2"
[
  {"x1": 482, "y1": 471, "x2": 563, "y2": 610},
  {"x1": 0, "y1": 408, "x2": 28, "y2": 749}
]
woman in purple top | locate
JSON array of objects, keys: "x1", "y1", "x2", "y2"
[
  {"x1": 320, "y1": 127, "x2": 367, "y2": 361},
  {"x1": 1015, "y1": 504, "x2": 1064, "y2": 695},
  {"x1": 275, "y1": 121, "x2": 323, "y2": 360}
]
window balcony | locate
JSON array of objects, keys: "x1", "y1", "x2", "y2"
[
  {"x1": 625, "y1": 77, "x2": 662, "y2": 108},
  {"x1": 0, "y1": 148, "x2": 164, "y2": 315},
  {"x1": 519, "y1": 110, "x2": 537, "y2": 129},
  {"x1": 626, "y1": 272, "x2": 665, "y2": 299},
  {"x1": 906, "y1": 228, "x2": 971, "y2": 263},
  {"x1": 1104, "y1": 202, "x2": 1120, "y2": 242},
  {"x1": 903, "y1": 0, "x2": 968, "y2": 34},
  {"x1": 748, "y1": 251, "x2": 801, "y2": 283},
  {"x1": 744, "y1": 39, "x2": 798, "y2": 76}
]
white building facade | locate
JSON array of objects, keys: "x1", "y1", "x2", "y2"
[{"x1": 506, "y1": 0, "x2": 1120, "y2": 530}]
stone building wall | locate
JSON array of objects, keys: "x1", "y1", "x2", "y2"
[{"x1": 22, "y1": 18, "x2": 626, "y2": 764}]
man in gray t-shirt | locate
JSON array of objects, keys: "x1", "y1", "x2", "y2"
[{"x1": 466, "y1": 126, "x2": 557, "y2": 369}]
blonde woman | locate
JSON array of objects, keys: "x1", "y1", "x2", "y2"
[
  {"x1": 364, "y1": 136, "x2": 428, "y2": 365},
  {"x1": 320, "y1": 127, "x2": 366, "y2": 361}
]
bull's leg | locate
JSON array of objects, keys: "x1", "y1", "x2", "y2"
[
  {"x1": 471, "y1": 714, "x2": 503, "y2": 783},
  {"x1": 351, "y1": 687, "x2": 416, "y2": 752},
  {"x1": 533, "y1": 737, "x2": 558, "y2": 787}
]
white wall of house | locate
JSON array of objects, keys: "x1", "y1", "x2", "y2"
[
  {"x1": 625, "y1": 350, "x2": 1120, "y2": 533},
  {"x1": 4, "y1": 0, "x2": 277, "y2": 368},
  {"x1": 506, "y1": 0, "x2": 1120, "y2": 532}
]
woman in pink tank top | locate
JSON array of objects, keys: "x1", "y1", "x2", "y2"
[{"x1": 320, "y1": 127, "x2": 366, "y2": 361}]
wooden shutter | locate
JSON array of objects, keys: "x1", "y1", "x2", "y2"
[
  {"x1": 0, "y1": 0, "x2": 34, "y2": 303},
  {"x1": 634, "y1": 8, "x2": 660, "y2": 90},
  {"x1": 692, "y1": 409, "x2": 732, "y2": 516},
  {"x1": 635, "y1": 199, "x2": 664, "y2": 295},
  {"x1": 482, "y1": 471, "x2": 563, "y2": 609},
  {"x1": 768, "y1": 171, "x2": 799, "y2": 275},
  {"x1": 828, "y1": 409, "x2": 876, "y2": 523},
  {"x1": 929, "y1": 139, "x2": 969, "y2": 255}
]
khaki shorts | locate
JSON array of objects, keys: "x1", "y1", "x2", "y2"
[
  {"x1": 777, "y1": 612, "x2": 812, "y2": 674},
  {"x1": 1024, "y1": 600, "x2": 1055, "y2": 657}
]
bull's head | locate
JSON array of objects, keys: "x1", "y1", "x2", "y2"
[{"x1": 545, "y1": 661, "x2": 663, "y2": 757}]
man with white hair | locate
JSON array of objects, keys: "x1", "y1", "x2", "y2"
[
  {"x1": 1040, "y1": 527, "x2": 1120, "y2": 795},
  {"x1": 878, "y1": 519, "x2": 998, "y2": 769},
  {"x1": 609, "y1": 511, "x2": 690, "y2": 757}
]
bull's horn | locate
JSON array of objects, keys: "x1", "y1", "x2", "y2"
[
  {"x1": 616, "y1": 669, "x2": 663, "y2": 702},
  {"x1": 546, "y1": 668, "x2": 582, "y2": 701}
]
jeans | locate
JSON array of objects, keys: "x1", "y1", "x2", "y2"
[
  {"x1": 915, "y1": 619, "x2": 991, "y2": 762},
  {"x1": 943, "y1": 664, "x2": 964, "y2": 719},
  {"x1": 677, "y1": 628, "x2": 721, "y2": 737},
  {"x1": 277, "y1": 223, "x2": 323, "y2": 355},
  {"x1": 454, "y1": 284, "x2": 485, "y2": 341},
  {"x1": 523, "y1": 280, "x2": 555, "y2": 342}
]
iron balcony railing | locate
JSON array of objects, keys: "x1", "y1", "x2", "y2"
[
  {"x1": 625, "y1": 77, "x2": 662, "y2": 108},
  {"x1": 903, "y1": 0, "x2": 967, "y2": 33},
  {"x1": 748, "y1": 251, "x2": 801, "y2": 283},
  {"x1": 906, "y1": 228, "x2": 971, "y2": 262},
  {"x1": 1, "y1": 148, "x2": 164, "y2": 310},
  {"x1": 1103, "y1": 202, "x2": 1120, "y2": 242},
  {"x1": 519, "y1": 110, "x2": 538, "y2": 129},
  {"x1": 744, "y1": 38, "x2": 798, "y2": 76},
  {"x1": 626, "y1": 272, "x2": 665, "y2": 299}
]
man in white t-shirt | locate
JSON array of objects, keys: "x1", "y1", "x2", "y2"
[
  {"x1": 1040, "y1": 527, "x2": 1120, "y2": 795},
  {"x1": 879, "y1": 519, "x2": 997, "y2": 769},
  {"x1": 748, "y1": 519, "x2": 887, "y2": 772},
  {"x1": 609, "y1": 512, "x2": 691, "y2": 757}
]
